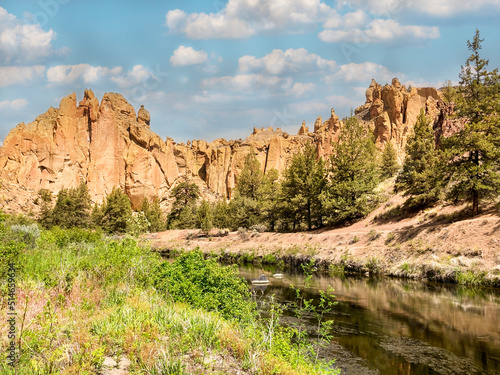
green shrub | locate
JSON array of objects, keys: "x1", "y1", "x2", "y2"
[{"x1": 153, "y1": 250, "x2": 256, "y2": 323}]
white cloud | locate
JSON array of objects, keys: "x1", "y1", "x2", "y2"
[
  {"x1": 326, "y1": 62, "x2": 402, "y2": 83},
  {"x1": 239, "y1": 48, "x2": 337, "y2": 75},
  {"x1": 202, "y1": 74, "x2": 293, "y2": 93},
  {"x1": 0, "y1": 65, "x2": 45, "y2": 87},
  {"x1": 319, "y1": 19, "x2": 439, "y2": 43},
  {"x1": 165, "y1": 0, "x2": 337, "y2": 39},
  {"x1": 344, "y1": 0, "x2": 500, "y2": 17},
  {"x1": 110, "y1": 65, "x2": 156, "y2": 89},
  {"x1": 291, "y1": 82, "x2": 316, "y2": 97},
  {"x1": 0, "y1": 7, "x2": 61, "y2": 63},
  {"x1": 0, "y1": 98, "x2": 28, "y2": 110},
  {"x1": 47, "y1": 64, "x2": 122, "y2": 85},
  {"x1": 170, "y1": 45, "x2": 208, "y2": 67},
  {"x1": 325, "y1": 94, "x2": 360, "y2": 109}
]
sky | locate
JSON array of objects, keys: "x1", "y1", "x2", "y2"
[{"x1": 0, "y1": 0, "x2": 499, "y2": 144}]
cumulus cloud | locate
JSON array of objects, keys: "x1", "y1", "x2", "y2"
[
  {"x1": 326, "y1": 62, "x2": 402, "y2": 83},
  {"x1": 239, "y1": 48, "x2": 337, "y2": 75},
  {"x1": 0, "y1": 7, "x2": 61, "y2": 63},
  {"x1": 165, "y1": 0, "x2": 336, "y2": 39},
  {"x1": 0, "y1": 65, "x2": 45, "y2": 87},
  {"x1": 319, "y1": 19, "x2": 439, "y2": 43},
  {"x1": 110, "y1": 65, "x2": 159, "y2": 89},
  {"x1": 291, "y1": 82, "x2": 316, "y2": 97},
  {"x1": 170, "y1": 45, "x2": 208, "y2": 67},
  {"x1": 47, "y1": 64, "x2": 123, "y2": 85},
  {"x1": 0, "y1": 98, "x2": 28, "y2": 110}
]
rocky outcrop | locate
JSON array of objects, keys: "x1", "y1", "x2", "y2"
[
  {"x1": 0, "y1": 79, "x2": 451, "y2": 214},
  {"x1": 355, "y1": 78, "x2": 443, "y2": 161}
]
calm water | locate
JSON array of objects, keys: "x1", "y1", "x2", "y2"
[{"x1": 237, "y1": 263, "x2": 500, "y2": 375}]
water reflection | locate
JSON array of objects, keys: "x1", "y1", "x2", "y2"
[{"x1": 238, "y1": 263, "x2": 500, "y2": 375}]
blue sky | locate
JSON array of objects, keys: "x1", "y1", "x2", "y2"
[{"x1": 1, "y1": 0, "x2": 499, "y2": 143}]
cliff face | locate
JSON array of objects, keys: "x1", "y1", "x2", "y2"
[
  {"x1": 355, "y1": 78, "x2": 443, "y2": 161},
  {"x1": 0, "y1": 79, "x2": 448, "y2": 213}
]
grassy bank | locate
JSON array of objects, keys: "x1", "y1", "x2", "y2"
[{"x1": 0, "y1": 225, "x2": 339, "y2": 374}]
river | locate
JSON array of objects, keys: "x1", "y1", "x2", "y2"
[{"x1": 237, "y1": 263, "x2": 500, "y2": 374}]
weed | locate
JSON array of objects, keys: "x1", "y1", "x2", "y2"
[
  {"x1": 368, "y1": 229, "x2": 380, "y2": 241},
  {"x1": 385, "y1": 232, "x2": 395, "y2": 244}
]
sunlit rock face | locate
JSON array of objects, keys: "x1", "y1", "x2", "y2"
[{"x1": 0, "y1": 79, "x2": 451, "y2": 213}]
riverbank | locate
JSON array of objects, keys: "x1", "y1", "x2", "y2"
[
  {"x1": 148, "y1": 196, "x2": 500, "y2": 288},
  {"x1": 0, "y1": 227, "x2": 336, "y2": 374}
]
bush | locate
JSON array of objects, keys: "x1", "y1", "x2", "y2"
[
  {"x1": 10, "y1": 224, "x2": 40, "y2": 248},
  {"x1": 153, "y1": 250, "x2": 256, "y2": 323}
]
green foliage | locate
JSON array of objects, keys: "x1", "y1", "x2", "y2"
[
  {"x1": 396, "y1": 110, "x2": 442, "y2": 209},
  {"x1": 380, "y1": 142, "x2": 399, "y2": 179},
  {"x1": 442, "y1": 79, "x2": 461, "y2": 104},
  {"x1": 442, "y1": 30, "x2": 500, "y2": 216},
  {"x1": 230, "y1": 153, "x2": 280, "y2": 231},
  {"x1": 281, "y1": 143, "x2": 327, "y2": 230},
  {"x1": 197, "y1": 199, "x2": 213, "y2": 233},
  {"x1": 212, "y1": 199, "x2": 231, "y2": 229},
  {"x1": 328, "y1": 115, "x2": 379, "y2": 224},
  {"x1": 140, "y1": 196, "x2": 166, "y2": 232},
  {"x1": 153, "y1": 250, "x2": 256, "y2": 322},
  {"x1": 168, "y1": 180, "x2": 200, "y2": 228},
  {"x1": 39, "y1": 181, "x2": 92, "y2": 229},
  {"x1": 98, "y1": 187, "x2": 133, "y2": 233}
]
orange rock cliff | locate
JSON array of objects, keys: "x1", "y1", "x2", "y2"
[{"x1": 0, "y1": 79, "x2": 450, "y2": 213}]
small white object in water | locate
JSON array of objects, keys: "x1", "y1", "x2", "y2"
[
  {"x1": 273, "y1": 273, "x2": 283, "y2": 278},
  {"x1": 252, "y1": 274, "x2": 270, "y2": 284}
]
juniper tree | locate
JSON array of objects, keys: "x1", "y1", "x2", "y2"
[
  {"x1": 380, "y1": 142, "x2": 399, "y2": 179},
  {"x1": 280, "y1": 143, "x2": 327, "y2": 230},
  {"x1": 100, "y1": 187, "x2": 133, "y2": 233},
  {"x1": 328, "y1": 115, "x2": 379, "y2": 224},
  {"x1": 442, "y1": 30, "x2": 500, "y2": 216},
  {"x1": 396, "y1": 110, "x2": 442, "y2": 209}
]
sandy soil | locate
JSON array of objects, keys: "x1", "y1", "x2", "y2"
[{"x1": 147, "y1": 196, "x2": 500, "y2": 286}]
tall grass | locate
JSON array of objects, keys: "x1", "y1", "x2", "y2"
[{"x1": 0, "y1": 225, "x2": 336, "y2": 374}]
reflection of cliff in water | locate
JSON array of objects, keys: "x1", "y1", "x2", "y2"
[{"x1": 239, "y1": 264, "x2": 500, "y2": 375}]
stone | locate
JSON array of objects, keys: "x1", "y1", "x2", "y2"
[{"x1": 0, "y1": 80, "x2": 457, "y2": 214}]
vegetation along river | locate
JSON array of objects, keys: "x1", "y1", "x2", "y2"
[{"x1": 235, "y1": 263, "x2": 500, "y2": 375}]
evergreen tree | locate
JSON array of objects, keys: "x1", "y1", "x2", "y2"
[
  {"x1": 236, "y1": 152, "x2": 263, "y2": 200},
  {"x1": 396, "y1": 110, "x2": 442, "y2": 209},
  {"x1": 442, "y1": 30, "x2": 500, "y2": 216},
  {"x1": 328, "y1": 115, "x2": 379, "y2": 223},
  {"x1": 197, "y1": 199, "x2": 213, "y2": 233},
  {"x1": 380, "y1": 142, "x2": 399, "y2": 179},
  {"x1": 259, "y1": 168, "x2": 280, "y2": 231},
  {"x1": 140, "y1": 196, "x2": 165, "y2": 232},
  {"x1": 280, "y1": 143, "x2": 327, "y2": 230},
  {"x1": 167, "y1": 180, "x2": 200, "y2": 228},
  {"x1": 100, "y1": 187, "x2": 133, "y2": 233},
  {"x1": 212, "y1": 199, "x2": 231, "y2": 229},
  {"x1": 230, "y1": 152, "x2": 266, "y2": 229},
  {"x1": 39, "y1": 181, "x2": 92, "y2": 228}
]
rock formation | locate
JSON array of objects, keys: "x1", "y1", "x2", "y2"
[
  {"x1": 0, "y1": 79, "x2": 451, "y2": 214},
  {"x1": 355, "y1": 78, "x2": 443, "y2": 161}
]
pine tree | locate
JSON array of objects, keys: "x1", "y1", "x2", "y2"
[
  {"x1": 328, "y1": 115, "x2": 379, "y2": 223},
  {"x1": 396, "y1": 110, "x2": 442, "y2": 209},
  {"x1": 100, "y1": 187, "x2": 133, "y2": 233},
  {"x1": 442, "y1": 30, "x2": 500, "y2": 216},
  {"x1": 380, "y1": 142, "x2": 399, "y2": 179},
  {"x1": 212, "y1": 199, "x2": 231, "y2": 229},
  {"x1": 280, "y1": 143, "x2": 327, "y2": 230}
]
